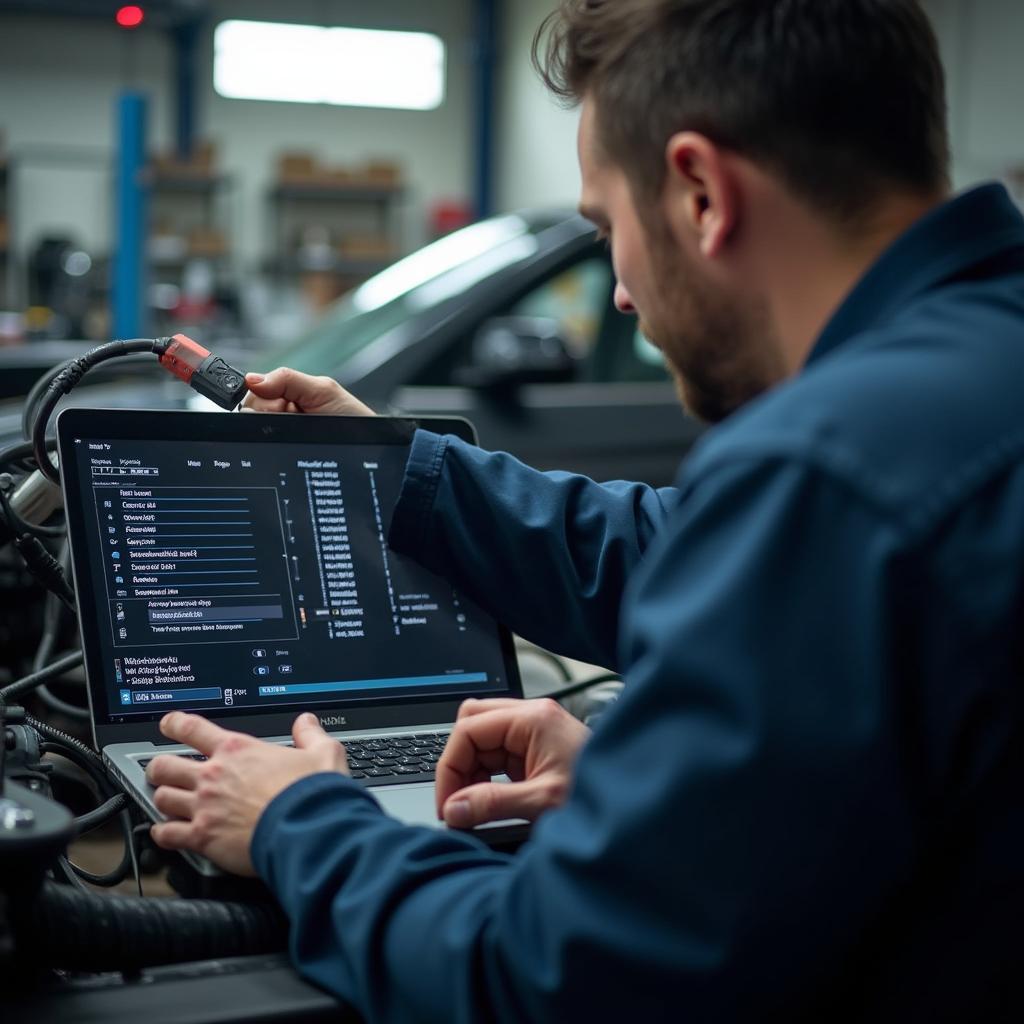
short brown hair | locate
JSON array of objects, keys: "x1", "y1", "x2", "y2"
[{"x1": 534, "y1": 0, "x2": 950, "y2": 223}]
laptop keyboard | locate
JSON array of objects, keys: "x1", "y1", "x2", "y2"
[{"x1": 138, "y1": 731, "x2": 450, "y2": 788}]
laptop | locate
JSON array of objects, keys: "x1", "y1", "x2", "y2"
[{"x1": 57, "y1": 407, "x2": 526, "y2": 874}]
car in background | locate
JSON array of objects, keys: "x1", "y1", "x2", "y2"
[{"x1": 0, "y1": 210, "x2": 701, "y2": 485}]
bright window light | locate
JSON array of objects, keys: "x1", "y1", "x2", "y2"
[{"x1": 213, "y1": 20, "x2": 445, "y2": 110}]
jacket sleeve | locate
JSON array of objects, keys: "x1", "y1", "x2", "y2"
[
  {"x1": 253, "y1": 455, "x2": 922, "y2": 1023},
  {"x1": 387, "y1": 430, "x2": 680, "y2": 668}
]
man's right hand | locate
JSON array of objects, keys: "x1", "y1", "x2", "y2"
[
  {"x1": 243, "y1": 368, "x2": 375, "y2": 417},
  {"x1": 435, "y1": 698, "x2": 591, "y2": 829}
]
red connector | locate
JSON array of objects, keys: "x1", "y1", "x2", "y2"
[{"x1": 158, "y1": 334, "x2": 248, "y2": 410}]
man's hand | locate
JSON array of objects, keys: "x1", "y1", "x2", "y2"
[
  {"x1": 243, "y1": 367, "x2": 376, "y2": 416},
  {"x1": 435, "y1": 698, "x2": 590, "y2": 829},
  {"x1": 147, "y1": 711, "x2": 349, "y2": 876}
]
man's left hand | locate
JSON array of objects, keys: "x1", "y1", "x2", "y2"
[{"x1": 147, "y1": 711, "x2": 349, "y2": 876}]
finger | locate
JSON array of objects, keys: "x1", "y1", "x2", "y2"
[
  {"x1": 146, "y1": 752, "x2": 204, "y2": 789},
  {"x1": 455, "y1": 697, "x2": 525, "y2": 721},
  {"x1": 291, "y1": 711, "x2": 331, "y2": 750},
  {"x1": 434, "y1": 709, "x2": 523, "y2": 813},
  {"x1": 244, "y1": 368, "x2": 334, "y2": 408},
  {"x1": 152, "y1": 784, "x2": 198, "y2": 820},
  {"x1": 442, "y1": 779, "x2": 555, "y2": 829},
  {"x1": 150, "y1": 819, "x2": 200, "y2": 851},
  {"x1": 160, "y1": 712, "x2": 232, "y2": 755},
  {"x1": 242, "y1": 394, "x2": 290, "y2": 413}
]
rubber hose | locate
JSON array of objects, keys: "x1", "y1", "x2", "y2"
[{"x1": 18, "y1": 880, "x2": 289, "y2": 971}]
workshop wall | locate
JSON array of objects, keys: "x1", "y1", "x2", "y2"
[
  {"x1": 0, "y1": 0, "x2": 474, "y2": 268},
  {"x1": 496, "y1": 0, "x2": 1024, "y2": 215},
  {"x1": 495, "y1": 0, "x2": 580, "y2": 215},
  {"x1": 924, "y1": 0, "x2": 1024, "y2": 194},
  {"x1": 0, "y1": 16, "x2": 171, "y2": 264},
  {"x1": 0, "y1": 0, "x2": 1020, "y2": 291},
  {"x1": 203, "y1": 0, "x2": 474, "y2": 265}
]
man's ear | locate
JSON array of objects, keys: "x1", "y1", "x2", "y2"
[{"x1": 663, "y1": 132, "x2": 738, "y2": 259}]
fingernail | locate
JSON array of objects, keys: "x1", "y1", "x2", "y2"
[
  {"x1": 301, "y1": 712, "x2": 318, "y2": 725},
  {"x1": 445, "y1": 800, "x2": 472, "y2": 829},
  {"x1": 246, "y1": 372, "x2": 265, "y2": 383}
]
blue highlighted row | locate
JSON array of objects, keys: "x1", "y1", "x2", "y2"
[
  {"x1": 259, "y1": 673, "x2": 488, "y2": 698},
  {"x1": 120, "y1": 687, "x2": 222, "y2": 705}
]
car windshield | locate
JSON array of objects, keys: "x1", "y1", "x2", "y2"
[{"x1": 269, "y1": 212, "x2": 545, "y2": 376}]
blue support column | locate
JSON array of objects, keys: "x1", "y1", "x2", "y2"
[
  {"x1": 472, "y1": 0, "x2": 498, "y2": 219},
  {"x1": 173, "y1": 18, "x2": 201, "y2": 159},
  {"x1": 113, "y1": 91, "x2": 148, "y2": 339}
]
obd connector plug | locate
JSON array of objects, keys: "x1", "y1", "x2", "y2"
[{"x1": 158, "y1": 334, "x2": 249, "y2": 411}]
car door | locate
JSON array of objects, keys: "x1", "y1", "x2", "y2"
[{"x1": 390, "y1": 253, "x2": 701, "y2": 486}]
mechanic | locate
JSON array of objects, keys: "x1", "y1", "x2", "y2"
[{"x1": 146, "y1": 1, "x2": 1024, "y2": 1020}]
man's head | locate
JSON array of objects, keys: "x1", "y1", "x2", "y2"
[{"x1": 535, "y1": 0, "x2": 951, "y2": 422}]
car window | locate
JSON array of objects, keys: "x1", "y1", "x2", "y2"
[
  {"x1": 585, "y1": 302, "x2": 669, "y2": 383},
  {"x1": 501, "y1": 258, "x2": 669, "y2": 384},
  {"x1": 267, "y1": 214, "x2": 543, "y2": 376},
  {"x1": 407, "y1": 255, "x2": 614, "y2": 387},
  {"x1": 402, "y1": 246, "x2": 669, "y2": 389},
  {"x1": 504, "y1": 258, "x2": 611, "y2": 358}
]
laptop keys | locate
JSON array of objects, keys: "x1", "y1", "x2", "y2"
[
  {"x1": 138, "y1": 753, "x2": 207, "y2": 770},
  {"x1": 137, "y1": 732, "x2": 448, "y2": 787}
]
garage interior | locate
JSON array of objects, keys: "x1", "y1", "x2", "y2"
[{"x1": 1, "y1": 1, "x2": 1023, "y2": 1021}]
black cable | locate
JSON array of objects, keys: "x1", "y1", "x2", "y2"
[
  {"x1": 33, "y1": 570, "x2": 62, "y2": 672},
  {"x1": 36, "y1": 670, "x2": 89, "y2": 720},
  {"x1": 22, "y1": 356, "x2": 73, "y2": 441},
  {"x1": 539, "y1": 671, "x2": 622, "y2": 703},
  {"x1": 39, "y1": 740, "x2": 111, "y2": 802},
  {"x1": 73, "y1": 793, "x2": 129, "y2": 837},
  {"x1": 0, "y1": 650, "x2": 84, "y2": 702},
  {"x1": 12, "y1": 534, "x2": 76, "y2": 611},
  {"x1": 0, "y1": 694, "x2": 7, "y2": 798},
  {"x1": 0, "y1": 438, "x2": 48, "y2": 473},
  {"x1": 128, "y1": 816, "x2": 143, "y2": 896},
  {"x1": 31, "y1": 338, "x2": 166, "y2": 483},
  {"x1": 131, "y1": 822, "x2": 153, "y2": 896},
  {"x1": 55, "y1": 854, "x2": 95, "y2": 895},
  {"x1": 33, "y1": 720, "x2": 136, "y2": 887},
  {"x1": 66, "y1": 808, "x2": 135, "y2": 888},
  {"x1": 32, "y1": 544, "x2": 89, "y2": 719}
]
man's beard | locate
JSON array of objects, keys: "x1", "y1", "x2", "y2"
[{"x1": 642, "y1": 225, "x2": 782, "y2": 425}]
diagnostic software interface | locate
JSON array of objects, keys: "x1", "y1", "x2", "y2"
[{"x1": 67, "y1": 432, "x2": 511, "y2": 723}]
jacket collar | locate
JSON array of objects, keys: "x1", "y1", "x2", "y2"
[{"x1": 807, "y1": 183, "x2": 1024, "y2": 367}]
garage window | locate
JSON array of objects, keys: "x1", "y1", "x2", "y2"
[{"x1": 213, "y1": 20, "x2": 446, "y2": 110}]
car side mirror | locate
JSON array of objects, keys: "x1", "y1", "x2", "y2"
[{"x1": 455, "y1": 317, "x2": 578, "y2": 390}]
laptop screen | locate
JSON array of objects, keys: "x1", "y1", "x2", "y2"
[{"x1": 57, "y1": 409, "x2": 520, "y2": 744}]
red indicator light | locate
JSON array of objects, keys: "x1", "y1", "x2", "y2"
[{"x1": 116, "y1": 5, "x2": 144, "y2": 28}]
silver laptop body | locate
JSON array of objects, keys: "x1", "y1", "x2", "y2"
[{"x1": 58, "y1": 409, "x2": 527, "y2": 876}]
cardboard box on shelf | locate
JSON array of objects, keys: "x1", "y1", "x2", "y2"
[
  {"x1": 275, "y1": 153, "x2": 403, "y2": 190},
  {"x1": 187, "y1": 227, "x2": 229, "y2": 257},
  {"x1": 149, "y1": 140, "x2": 220, "y2": 181},
  {"x1": 338, "y1": 234, "x2": 394, "y2": 261},
  {"x1": 191, "y1": 139, "x2": 216, "y2": 170},
  {"x1": 361, "y1": 160, "x2": 402, "y2": 186},
  {"x1": 277, "y1": 152, "x2": 319, "y2": 182}
]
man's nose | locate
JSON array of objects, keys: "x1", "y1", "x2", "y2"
[{"x1": 613, "y1": 282, "x2": 636, "y2": 314}]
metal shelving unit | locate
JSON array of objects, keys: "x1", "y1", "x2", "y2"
[{"x1": 265, "y1": 180, "x2": 405, "y2": 283}]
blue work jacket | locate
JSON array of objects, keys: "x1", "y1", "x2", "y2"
[{"x1": 252, "y1": 184, "x2": 1024, "y2": 1022}]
